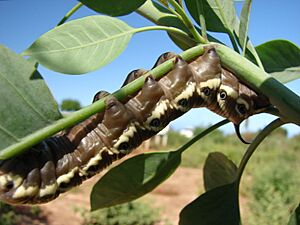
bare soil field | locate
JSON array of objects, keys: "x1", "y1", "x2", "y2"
[{"x1": 28, "y1": 167, "x2": 203, "y2": 225}]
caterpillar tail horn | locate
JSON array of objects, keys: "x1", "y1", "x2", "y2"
[{"x1": 234, "y1": 124, "x2": 251, "y2": 144}]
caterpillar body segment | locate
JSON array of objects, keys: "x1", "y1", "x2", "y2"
[{"x1": 0, "y1": 48, "x2": 270, "y2": 204}]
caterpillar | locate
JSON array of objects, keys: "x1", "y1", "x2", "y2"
[{"x1": 0, "y1": 47, "x2": 270, "y2": 205}]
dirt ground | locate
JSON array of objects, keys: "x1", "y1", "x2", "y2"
[{"x1": 33, "y1": 167, "x2": 203, "y2": 225}]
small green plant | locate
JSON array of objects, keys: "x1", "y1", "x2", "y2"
[
  {"x1": 29, "y1": 206, "x2": 42, "y2": 217},
  {"x1": 247, "y1": 159, "x2": 300, "y2": 225},
  {"x1": 167, "y1": 130, "x2": 189, "y2": 148},
  {"x1": 77, "y1": 201, "x2": 161, "y2": 225},
  {"x1": 0, "y1": 202, "x2": 20, "y2": 225},
  {"x1": 0, "y1": 202, "x2": 44, "y2": 225}
]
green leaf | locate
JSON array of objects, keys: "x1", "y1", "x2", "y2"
[
  {"x1": 255, "y1": 40, "x2": 300, "y2": 83},
  {"x1": 90, "y1": 120, "x2": 229, "y2": 210},
  {"x1": 0, "y1": 45, "x2": 61, "y2": 159},
  {"x1": 256, "y1": 40, "x2": 300, "y2": 72},
  {"x1": 234, "y1": 26, "x2": 263, "y2": 69},
  {"x1": 185, "y1": 0, "x2": 237, "y2": 33},
  {"x1": 271, "y1": 67, "x2": 300, "y2": 84},
  {"x1": 79, "y1": 0, "x2": 147, "y2": 16},
  {"x1": 238, "y1": 0, "x2": 252, "y2": 56},
  {"x1": 90, "y1": 150, "x2": 182, "y2": 211},
  {"x1": 23, "y1": 15, "x2": 134, "y2": 74},
  {"x1": 137, "y1": 1, "x2": 197, "y2": 50},
  {"x1": 179, "y1": 183, "x2": 240, "y2": 225},
  {"x1": 203, "y1": 152, "x2": 237, "y2": 191},
  {"x1": 158, "y1": 0, "x2": 169, "y2": 7},
  {"x1": 288, "y1": 204, "x2": 300, "y2": 225}
]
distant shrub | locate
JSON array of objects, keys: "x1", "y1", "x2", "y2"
[
  {"x1": 194, "y1": 127, "x2": 226, "y2": 144},
  {"x1": 78, "y1": 201, "x2": 162, "y2": 225},
  {"x1": 180, "y1": 131, "x2": 245, "y2": 168},
  {"x1": 0, "y1": 202, "x2": 20, "y2": 225},
  {"x1": 61, "y1": 99, "x2": 82, "y2": 111},
  {"x1": 167, "y1": 130, "x2": 189, "y2": 148},
  {"x1": 0, "y1": 202, "x2": 44, "y2": 225},
  {"x1": 247, "y1": 159, "x2": 300, "y2": 225}
]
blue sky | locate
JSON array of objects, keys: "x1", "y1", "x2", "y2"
[{"x1": 0, "y1": 0, "x2": 299, "y2": 136}]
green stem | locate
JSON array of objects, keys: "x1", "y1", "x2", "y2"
[
  {"x1": 195, "y1": 0, "x2": 208, "y2": 40},
  {"x1": 135, "y1": 1, "x2": 198, "y2": 49},
  {"x1": 30, "y1": 3, "x2": 83, "y2": 69},
  {"x1": 228, "y1": 32, "x2": 240, "y2": 53},
  {"x1": 57, "y1": 2, "x2": 83, "y2": 26},
  {"x1": 177, "y1": 119, "x2": 229, "y2": 154},
  {"x1": 250, "y1": 46, "x2": 265, "y2": 70},
  {"x1": 199, "y1": 15, "x2": 207, "y2": 40},
  {"x1": 134, "y1": 25, "x2": 190, "y2": 39},
  {"x1": 168, "y1": 0, "x2": 207, "y2": 44},
  {"x1": 209, "y1": 0, "x2": 240, "y2": 52},
  {"x1": 2, "y1": 43, "x2": 299, "y2": 159},
  {"x1": 236, "y1": 118, "x2": 285, "y2": 184},
  {"x1": 164, "y1": 4, "x2": 183, "y2": 20},
  {"x1": 234, "y1": 118, "x2": 284, "y2": 223},
  {"x1": 136, "y1": 1, "x2": 222, "y2": 48},
  {"x1": 0, "y1": 45, "x2": 206, "y2": 160}
]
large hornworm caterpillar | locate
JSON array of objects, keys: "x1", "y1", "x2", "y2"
[{"x1": 0, "y1": 48, "x2": 270, "y2": 205}]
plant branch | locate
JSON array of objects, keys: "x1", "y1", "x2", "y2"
[
  {"x1": 250, "y1": 45, "x2": 265, "y2": 70},
  {"x1": 0, "y1": 45, "x2": 206, "y2": 159},
  {"x1": 57, "y1": 2, "x2": 83, "y2": 26},
  {"x1": 162, "y1": 3, "x2": 183, "y2": 20},
  {"x1": 236, "y1": 118, "x2": 285, "y2": 184},
  {"x1": 228, "y1": 32, "x2": 240, "y2": 53},
  {"x1": 168, "y1": 0, "x2": 207, "y2": 44},
  {"x1": 195, "y1": 0, "x2": 207, "y2": 40},
  {"x1": 177, "y1": 119, "x2": 229, "y2": 154},
  {"x1": 134, "y1": 25, "x2": 190, "y2": 38},
  {"x1": 135, "y1": 1, "x2": 197, "y2": 49},
  {"x1": 135, "y1": 1, "x2": 222, "y2": 48}
]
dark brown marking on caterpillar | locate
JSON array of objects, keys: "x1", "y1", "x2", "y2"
[{"x1": 0, "y1": 48, "x2": 270, "y2": 205}]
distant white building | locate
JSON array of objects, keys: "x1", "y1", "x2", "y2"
[
  {"x1": 179, "y1": 128, "x2": 194, "y2": 138},
  {"x1": 154, "y1": 125, "x2": 170, "y2": 147},
  {"x1": 140, "y1": 125, "x2": 170, "y2": 149}
]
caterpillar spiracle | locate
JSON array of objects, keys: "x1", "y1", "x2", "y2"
[{"x1": 0, "y1": 47, "x2": 270, "y2": 205}]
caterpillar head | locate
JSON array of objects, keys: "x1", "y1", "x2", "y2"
[{"x1": 217, "y1": 69, "x2": 270, "y2": 125}]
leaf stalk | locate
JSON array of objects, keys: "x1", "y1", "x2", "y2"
[
  {"x1": 57, "y1": 2, "x2": 83, "y2": 26},
  {"x1": 177, "y1": 119, "x2": 229, "y2": 154},
  {"x1": 168, "y1": 0, "x2": 207, "y2": 44},
  {"x1": 236, "y1": 118, "x2": 285, "y2": 184}
]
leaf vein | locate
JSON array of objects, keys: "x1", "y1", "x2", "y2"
[
  {"x1": 26, "y1": 29, "x2": 133, "y2": 56},
  {"x1": 0, "y1": 72, "x2": 49, "y2": 122},
  {"x1": 44, "y1": 36, "x2": 67, "y2": 50},
  {"x1": 0, "y1": 123, "x2": 19, "y2": 142},
  {"x1": 65, "y1": 31, "x2": 84, "y2": 46}
]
